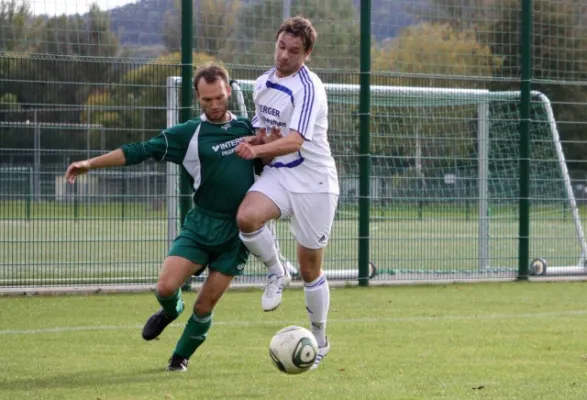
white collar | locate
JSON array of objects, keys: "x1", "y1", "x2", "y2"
[{"x1": 200, "y1": 111, "x2": 237, "y2": 122}]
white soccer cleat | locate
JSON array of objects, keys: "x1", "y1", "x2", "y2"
[
  {"x1": 310, "y1": 339, "x2": 330, "y2": 370},
  {"x1": 261, "y1": 265, "x2": 292, "y2": 312}
]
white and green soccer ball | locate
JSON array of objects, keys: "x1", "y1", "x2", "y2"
[{"x1": 269, "y1": 326, "x2": 318, "y2": 374}]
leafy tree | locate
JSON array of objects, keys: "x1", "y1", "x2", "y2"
[
  {"x1": 1, "y1": 3, "x2": 120, "y2": 122},
  {"x1": 414, "y1": 0, "x2": 587, "y2": 167},
  {"x1": 340, "y1": 22, "x2": 502, "y2": 178},
  {"x1": 83, "y1": 52, "x2": 219, "y2": 147},
  {"x1": 163, "y1": 0, "x2": 242, "y2": 57},
  {"x1": 229, "y1": 0, "x2": 360, "y2": 70},
  {"x1": 0, "y1": 0, "x2": 40, "y2": 52},
  {"x1": 372, "y1": 23, "x2": 501, "y2": 82}
]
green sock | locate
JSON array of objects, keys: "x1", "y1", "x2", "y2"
[
  {"x1": 155, "y1": 289, "x2": 185, "y2": 319},
  {"x1": 173, "y1": 312, "x2": 213, "y2": 359}
]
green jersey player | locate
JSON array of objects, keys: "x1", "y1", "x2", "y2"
[{"x1": 65, "y1": 63, "x2": 277, "y2": 371}]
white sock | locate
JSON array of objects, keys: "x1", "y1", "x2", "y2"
[
  {"x1": 239, "y1": 226, "x2": 283, "y2": 276},
  {"x1": 304, "y1": 273, "x2": 329, "y2": 347}
]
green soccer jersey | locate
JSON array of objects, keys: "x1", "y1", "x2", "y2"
[{"x1": 121, "y1": 112, "x2": 259, "y2": 217}]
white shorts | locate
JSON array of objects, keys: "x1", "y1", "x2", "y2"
[{"x1": 249, "y1": 170, "x2": 338, "y2": 249}]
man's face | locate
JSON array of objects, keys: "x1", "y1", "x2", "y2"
[
  {"x1": 274, "y1": 32, "x2": 310, "y2": 77},
  {"x1": 196, "y1": 79, "x2": 231, "y2": 122}
]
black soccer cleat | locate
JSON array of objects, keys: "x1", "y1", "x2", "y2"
[
  {"x1": 141, "y1": 308, "x2": 177, "y2": 341},
  {"x1": 167, "y1": 354, "x2": 189, "y2": 371}
]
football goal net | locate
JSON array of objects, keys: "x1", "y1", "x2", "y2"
[{"x1": 166, "y1": 77, "x2": 587, "y2": 278}]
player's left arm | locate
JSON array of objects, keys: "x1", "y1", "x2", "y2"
[
  {"x1": 238, "y1": 82, "x2": 322, "y2": 159},
  {"x1": 251, "y1": 130, "x2": 281, "y2": 164},
  {"x1": 251, "y1": 129, "x2": 305, "y2": 158}
]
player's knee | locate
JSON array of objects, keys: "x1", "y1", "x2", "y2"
[
  {"x1": 194, "y1": 298, "x2": 214, "y2": 316},
  {"x1": 236, "y1": 205, "x2": 262, "y2": 233},
  {"x1": 300, "y1": 268, "x2": 320, "y2": 283},
  {"x1": 298, "y1": 248, "x2": 323, "y2": 282},
  {"x1": 155, "y1": 279, "x2": 178, "y2": 298},
  {"x1": 298, "y1": 241, "x2": 325, "y2": 282}
]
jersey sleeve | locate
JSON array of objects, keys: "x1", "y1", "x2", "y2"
[
  {"x1": 289, "y1": 77, "x2": 321, "y2": 141},
  {"x1": 120, "y1": 121, "x2": 195, "y2": 166}
]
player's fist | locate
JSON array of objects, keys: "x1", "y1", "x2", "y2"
[
  {"x1": 65, "y1": 160, "x2": 91, "y2": 184},
  {"x1": 235, "y1": 141, "x2": 257, "y2": 160}
]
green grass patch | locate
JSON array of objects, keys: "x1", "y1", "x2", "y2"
[{"x1": 1, "y1": 283, "x2": 587, "y2": 399}]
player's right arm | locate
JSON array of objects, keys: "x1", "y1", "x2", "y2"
[
  {"x1": 65, "y1": 122, "x2": 193, "y2": 184},
  {"x1": 65, "y1": 149, "x2": 126, "y2": 184}
]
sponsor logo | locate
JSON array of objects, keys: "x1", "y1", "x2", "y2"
[{"x1": 211, "y1": 138, "x2": 245, "y2": 156}]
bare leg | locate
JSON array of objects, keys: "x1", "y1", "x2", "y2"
[
  {"x1": 142, "y1": 256, "x2": 203, "y2": 341},
  {"x1": 170, "y1": 269, "x2": 235, "y2": 368}
]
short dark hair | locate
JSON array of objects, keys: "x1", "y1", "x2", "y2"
[
  {"x1": 193, "y1": 62, "x2": 230, "y2": 92},
  {"x1": 276, "y1": 16, "x2": 317, "y2": 53}
]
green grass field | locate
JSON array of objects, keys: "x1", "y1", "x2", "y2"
[{"x1": 2, "y1": 283, "x2": 587, "y2": 399}]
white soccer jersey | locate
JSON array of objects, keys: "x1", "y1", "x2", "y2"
[{"x1": 251, "y1": 66, "x2": 339, "y2": 194}]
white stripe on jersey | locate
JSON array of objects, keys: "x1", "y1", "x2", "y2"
[
  {"x1": 182, "y1": 124, "x2": 202, "y2": 191},
  {"x1": 253, "y1": 66, "x2": 339, "y2": 194}
]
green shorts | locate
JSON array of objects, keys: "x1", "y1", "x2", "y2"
[{"x1": 168, "y1": 207, "x2": 249, "y2": 276}]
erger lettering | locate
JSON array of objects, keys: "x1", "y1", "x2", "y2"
[{"x1": 259, "y1": 104, "x2": 280, "y2": 118}]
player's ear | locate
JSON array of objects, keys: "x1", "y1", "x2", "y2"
[{"x1": 225, "y1": 81, "x2": 232, "y2": 97}]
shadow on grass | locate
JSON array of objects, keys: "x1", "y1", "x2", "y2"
[{"x1": 0, "y1": 366, "x2": 267, "y2": 398}]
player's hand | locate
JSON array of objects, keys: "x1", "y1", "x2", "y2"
[
  {"x1": 265, "y1": 126, "x2": 283, "y2": 144},
  {"x1": 243, "y1": 135, "x2": 264, "y2": 146},
  {"x1": 65, "y1": 160, "x2": 91, "y2": 184},
  {"x1": 235, "y1": 141, "x2": 257, "y2": 160}
]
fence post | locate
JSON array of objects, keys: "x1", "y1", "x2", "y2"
[
  {"x1": 518, "y1": 0, "x2": 533, "y2": 280},
  {"x1": 27, "y1": 167, "x2": 33, "y2": 220},
  {"x1": 358, "y1": 0, "x2": 372, "y2": 286},
  {"x1": 180, "y1": 0, "x2": 194, "y2": 291}
]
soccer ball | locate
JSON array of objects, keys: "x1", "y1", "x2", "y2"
[{"x1": 269, "y1": 325, "x2": 318, "y2": 374}]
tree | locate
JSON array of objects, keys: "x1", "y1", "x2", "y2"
[
  {"x1": 372, "y1": 23, "x2": 501, "y2": 82},
  {"x1": 407, "y1": 0, "x2": 493, "y2": 31},
  {"x1": 490, "y1": 0, "x2": 587, "y2": 166},
  {"x1": 416, "y1": 0, "x2": 587, "y2": 166},
  {"x1": 1, "y1": 3, "x2": 120, "y2": 125},
  {"x1": 0, "y1": 0, "x2": 40, "y2": 52},
  {"x1": 83, "y1": 52, "x2": 219, "y2": 147},
  {"x1": 228, "y1": 0, "x2": 360, "y2": 71},
  {"x1": 163, "y1": 0, "x2": 241, "y2": 56},
  {"x1": 352, "y1": 22, "x2": 501, "y2": 176},
  {"x1": 33, "y1": 5, "x2": 120, "y2": 106}
]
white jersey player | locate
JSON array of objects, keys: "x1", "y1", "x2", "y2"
[{"x1": 235, "y1": 16, "x2": 338, "y2": 370}]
